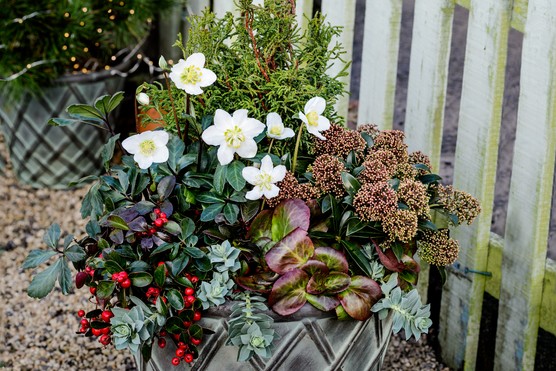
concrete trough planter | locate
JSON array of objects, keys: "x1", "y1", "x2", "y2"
[{"x1": 136, "y1": 304, "x2": 394, "y2": 371}]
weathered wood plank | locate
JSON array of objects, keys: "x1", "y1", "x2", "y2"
[
  {"x1": 404, "y1": 0, "x2": 455, "y2": 303},
  {"x1": 321, "y1": 0, "x2": 356, "y2": 121},
  {"x1": 438, "y1": 0, "x2": 512, "y2": 369},
  {"x1": 485, "y1": 234, "x2": 556, "y2": 337},
  {"x1": 356, "y1": 0, "x2": 403, "y2": 130},
  {"x1": 295, "y1": 0, "x2": 313, "y2": 34},
  {"x1": 456, "y1": 0, "x2": 528, "y2": 33},
  {"x1": 494, "y1": 1, "x2": 556, "y2": 369}
]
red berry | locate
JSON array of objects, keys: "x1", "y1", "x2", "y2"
[
  {"x1": 159, "y1": 212, "x2": 167, "y2": 219},
  {"x1": 157, "y1": 261, "x2": 165, "y2": 267},
  {"x1": 75, "y1": 271, "x2": 88, "y2": 289},
  {"x1": 161, "y1": 297, "x2": 167, "y2": 304},
  {"x1": 100, "y1": 327, "x2": 110, "y2": 335},
  {"x1": 88, "y1": 269, "x2": 95, "y2": 277},
  {"x1": 90, "y1": 287, "x2": 97, "y2": 295},
  {"x1": 191, "y1": 337, "x2": 201, "y2": 346},
  {"x1": 79, "y1": 326, "x2": 87, "y2": 333},
  {"x1": 185, "y1": 287, "x2": 194, "y2": 296},
  {"x1": 185, "y1": 273, "x2": 192, "y2": 279},
  {"x1": 99, "y1": 334, "x2": 111, "y2": 346},
  {"x1": 111, "y1": 273, "x2": 119, "y2": 281},
  {"x1": 176, "y1": 348, "x2": 185, "y2": 358},
  {"x1": 149, "y1": 227, "x2": 157, "y2": 235},
  {"x1": 177, "y1": 341, "x2": 187, "y2": 349},
  {"x1": 160, "y1": 330, "x2": 167, "y2": 337},
  {"x1": 154, "y1": 219, "x2": 164, "y2": 228},
  {"x1": 191, "y1": 276, "x2": 199, "y2": 284},
  {"x1": 171, "y1": 357, "x2": 180, "y2": 366},
  {"x1": 80, "y1": 319, "x2": 90, "y2": 328},
  {"x1": 161, "y1": 217, "x2": 168, "y2": 224},
  {"x1": 158, "y1": 337, "x2": 167, "y2": 348},
  {"x1": 154, "y1": 208, "x2": 161, "y2": 215},
  {"x1": 172, "y1": 333, "x2": 180, "y2": 341},
  {"x1": 183, "y1": 321, "x2": 192, "y2": 328},
  {"x1": 193, "y1": 311, "x2": 201, "y2": 321},
  {"x1": 186, "y1": 295, "x2": 196, "y2": 304},
  {"x1": 85, "y1": 266, "x2": 92, "y2": 273},
  {"x1": 91, "y1": 328, "x2": 103, "y2": 337},
  {"x1": 77, "y1": 310, "x2": 85, "y2": 317},
  {"x1": 121, "y1": 279, "x2": 131, "y2": 289},
  {"x1": 101, "y1": 310, "x2": 114, "y2": 322},
  {"x1": 184, "y1": 354, "x2": 194, "y2": 363}
]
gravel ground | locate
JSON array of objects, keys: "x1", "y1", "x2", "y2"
[{"x1": 0, "y1": 134, "x2": 451, "y2": 370}]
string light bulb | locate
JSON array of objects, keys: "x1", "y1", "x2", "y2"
[
  {"x1": 82, "y1": 7, "x2": 88, "y2": 12},
  {"x1": 64, "y1": 32, "x2": 70, "y2": 38},
  {"x1": 64, "y1": 12, "x2": 70, "y2": 18}
]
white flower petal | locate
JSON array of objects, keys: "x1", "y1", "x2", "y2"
[
  {"x1": 242, "y1": 118, "x2": 266, "y2": 137},
  {"x1": 217, "y1": 145, "x2": 235, "y2": 165},
  {"x1": 263, "y1": 184, "x2": 280, "y2": 199},
  {"x1": 184, "y1": 84, "x2": 204, "y2": 95},
  {"x1": 304, "y1": 96, "x2": 326, "y2": 114},
  {"x1": 306, "y1": 125, "x2": 326, "y2": 140},
  {"x1": 151, "y1": 146, "x2": 169, "y2": 163},
  {"x1": 151, "y1": 131, "x2": 169, "y2": 146},
  {"x1": 298, "y1": 112, "x2": 308, "y2": 125},
  {"x1": 242, "y1": 167, "x2": 260, "y2": 185},
  {"x1": 213, "y1": 109, "x2": 233, "y2": 130},
  {"x1": 266, "y1": 112, "x2": 282, "y2": 126},
  {"x1": 136, "y1": 92, "x2": 149, "y2": 106},
  {"x1": 202, "y1": 125, "x2": 225, "y2": 146},
  {"x1": 185, "y1": 53, "x2": 205, "y2": 67},
  {"x1": 316, "y1": 116, "x2": 331, "y2": 131},
  {"x1": 122, "y1": 135, "x2": 142, "y2": 154},
  {"x1": 246, "y1": 188, "x2": 263, "y2": 200},
  {"x1": 260, "y1": 155, "x2": 274, "y2": 173},
  {"x1": 235, "y1": 139, "x2": 258, "y2": 159},
  {"x1": 233, "y1": 109, "x2": 249, "y2": 123},
  {"x1": 271, "y1": 165, "x2": 286, "y2": 183},
  {"x1": 280, "y1": 127, "x2": 295, "y2": 139},
  {"x1": 199, "y1": 68, "x2": 216, "y2": 87},
  {"x1": 134, "y1": 153, "x2": 154, "y2": 169}
]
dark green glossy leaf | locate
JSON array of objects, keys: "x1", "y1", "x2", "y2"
[
  {"x1": 166, "y1": 288, "x2": 185, "y2": 310},
  {"x1": 165, "y1": 316, "x2": 186, "y2": 334},
  {"x1": 223, "y1": 203, "x2": 239, "y2": 224},
  {"x1": 100, "y1": 134, "x2": 120, "y2": 171},
  {"x1": 58, "y1": 258, "x2": 72, "y2": 295},
  {"x1": 200, "y1": 203, "x2": 224, "y2": 222},
  {"x1": 196, "y1": 193, "x2": 225, "y2": 204},
  {"x1": 419, "y1": 174, "x2": 442, "y2": 184},
  {"x1": 27, "y1": 259, "x2": 61, "y2": 298},
  {"x1": 341, "y1": 172, "x2": 361, "y2": 196},
  {"x1": 184, "y1": 247, "x2": 205, "y2": 259},
  {"x1": 360, "y1": 131, "x2": 374, "y2": 148},
  {"x1": 180, "y1": 218, "x2": 195, "y2": 240},
  {"x1": 22, "y1": 250, "x2": 57, "y2": 269},
  {"x1": 64, "y1": 245, "x2": 87, "y2": 262},
  {"x1": 341, "y1": 240, "x2": 374, "y2": 277},
  {"x1": 158, "y1": 176, "x2": 176, "y2": 201},
  {"x1": 189, "y1": 324, "x2": 203, "y2": 339},
  {"x1": 96, "y1": 280, "x2": 116, "y2": 299},
  {"x1": 193, "y1": 255, "x2": 212, "y2": 272},
  {"x1": 67, "y1": 103, "x2": 104, "y2": 121},
  {"x1": 129, "y1": 272, "x2": 153, "y2": 287},
  {"x1": 226, "y1": 161, "x2": 246, "y2": 192},
  {"x1": 163, "y1": 221, "x2": 181, "y2": 235},
  {"x1": 154, "y1": 264, "x2": 167, "y2": 287},
  {"x1": 105, "y1": 215, "x2": 129, "y2": 231},
  {"x1": 213, "y1": 164, "x2": 226, "y2": 194},
  {"x1": 391, "y1": 242, "x2": 404, "y2": 261},
  {"x1": 43, "y1": 224, "x2": 61, "y2": 249},
  {"x1": 170, "y1": 253, "x2": 190, "y2": 276}
]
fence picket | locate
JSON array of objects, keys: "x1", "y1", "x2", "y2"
[
  {"x1": 494, "y1": 1, "x2": 556, "y2": 369},
  {"x1": 356, "y1": 0, "x2": 402, "y2": 130},
  {"x1": 295, "y1": 0, "x2": 313, "y2": 33},
  {"x1": 438, "y1": 0, "x2": 512, "y2": 369},
  {"x1": 320, "y1": 0, "x2": 356, "y2": 122},
  {"x1": 403, "y1": 0, "x2": 455, "y2": 302}
]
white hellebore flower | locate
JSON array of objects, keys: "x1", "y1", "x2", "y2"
[
  {"x1": 169, "y1": 53, "x2": 216, "y2": 95},
  {"x1": 136, "y1": 92, "x2": 149, "y2": 106},
  {"x1": 122, "y1": 131, "x2": 169, "y2": 169},
  {"x1": 242, "y1": 155, "x2": 286, "y2": 200},
  {"x1": 202, "y1": 109, "x2": 265, "y2": 165},
  {"x1": 266, "y1": 112, "x2": 294, "y2": 140},
  {"x1": 299, "y1": 96, "x2": 330, "y2": 140}
]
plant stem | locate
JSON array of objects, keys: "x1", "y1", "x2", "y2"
[
  {"x1": 291, "y1": 124, "x2": 305, "y2": 173},
  {"x1": 184, "y1": 94, "x2": 191, "y2": 143},
  {"x1": 163, "y1": 71, "x2": 182, "y2": 140},
  {"x1": 267, "y1": 138, "x2": 274, "y2": 154}
]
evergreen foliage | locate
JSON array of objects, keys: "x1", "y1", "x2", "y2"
[{"x1": 0, "y1": 0, "x2": 174, "y2": 101}]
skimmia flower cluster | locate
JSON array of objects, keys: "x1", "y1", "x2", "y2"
[{"x1": 23, "y1": 1, "x2": 480, "y2": 368}]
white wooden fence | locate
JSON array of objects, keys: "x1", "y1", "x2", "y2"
[{"x1": 165, "y1": 1, "x2": 556, "y2": 369}]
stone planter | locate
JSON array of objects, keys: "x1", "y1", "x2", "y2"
[
  {"x1": 0, "y1": 54, "x2": 136, "y2": 188},
  {"x1": 136, "y1": 304, "x2": 394, "y2": 371}
]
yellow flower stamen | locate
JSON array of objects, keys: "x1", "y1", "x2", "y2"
[
  {"x1": 256, "y1": 173, "x2": 273, "y2": 190},
  {"x1": 224, "y1": 126, "x2": 246, "y2": 148},
  {"x1": 269, "y1": 125, "x2": 282, "y2": 136},
  {"x1": 139, "y1": 140, "x2": 156, "y2": 156},
  {"x1": 306, "y1": 111, "x2": 319, "y2": 127},
  {"x1": 181, "y1": 66, "x2": 202, "y2": 85}
]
